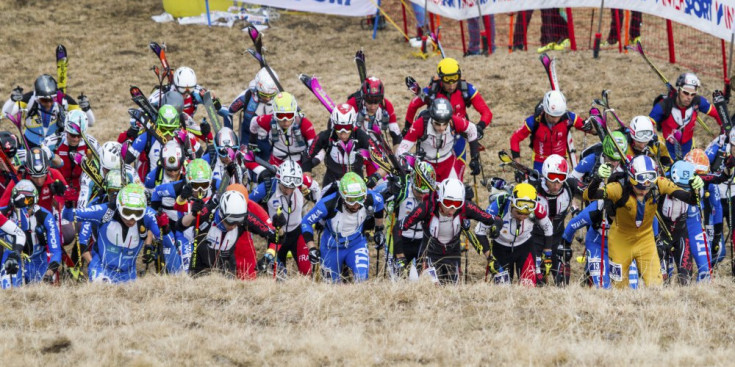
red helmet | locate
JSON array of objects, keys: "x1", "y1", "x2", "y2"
[{"x1": 361, "y1": 76, "x2": 384, "y2": 105}]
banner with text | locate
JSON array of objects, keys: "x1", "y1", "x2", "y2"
[
  {"x1": 409, "y1": 0, "x2": 735, "y2": 41},
  {"x1": 239, "y1": 0, "x2": 376, "y2": 17}
]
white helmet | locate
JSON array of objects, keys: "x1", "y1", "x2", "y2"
[
  {"x1": 161, "y1": 140, "x2": 183, "y2": 171},
  {"x1": 276, "y1": 160, "x2": 303, "y2": 188},
  {"x1": 542, "y1": 154, "x2": 568, "y2": 182},
  {"x1": 629, "y1": 116, "x2": 655, "y2": 143},
  {"x1": 330, "y1": 103, "x2": 358, "y2": 131},
  {"x1": 219, "y1": 190, "x2": 247, "y2": 224},
  {"x1": 65, "y1": 110, "x2": 88, "y2": 136},
  {"x1": 99, "y1": 141, "x2": 122, "y2": 171},
  {"x1": 676, "y1": 72, "x2": 700, "y2": 90},
  {"x1": 437, "y1": 178, "x2": 465, "y2": 209},
  {"x1": 542, "y1": 90, "x2": 567, "y2": 117},
  {"x1": 254, "y1": 68, "x2": 279, "y2": 99},
  {"x1": 729, "y1": 129, "x2": 735, "y2": 146},
  {"x1": 173, "y1": 66, "x2": 197, "y2": 92}
]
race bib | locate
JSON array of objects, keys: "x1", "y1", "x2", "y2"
[{"x1": 609, "y1": 260, "x2": 623, "y2": 282}]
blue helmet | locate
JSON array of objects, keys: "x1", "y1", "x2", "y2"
[{"x1": 669, "y1": 160, "x2": 695, "y2": 187}]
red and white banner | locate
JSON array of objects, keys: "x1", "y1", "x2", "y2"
[
  {"x1": 410, "y1": 0, "x2": 735, "y2": 41},
  {"x1": 239, "y1": 0, "x2": 376, "y2": 17}
]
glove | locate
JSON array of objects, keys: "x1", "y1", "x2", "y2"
[
  {"x1": 258, "y1": 169, "x2": 274, "y2": 183},
  {"x1": 387, "y1": 174, "x2": 406, "y2": 196},
  {"x1": 581, "y1": 117, "x2": 595, "y2": 133},
  {"x1": 180, "y1": 183, "x2": 193, "y2": 201},
  {"x1": 366, "y1": 172, "x2": 382, "y2": 189},
  {"x1": 308, "y1": 247, "x2": 321, "y2": 264},
  {"x1": 373, "y1": 226, "x2": 385, "y2": 250},
  {"x1": 263, "y1": 248, "x2": 276, "y2": 268},
  {"x1": 690, "y1": 176, "x2": 704, "y2": 191},
  {"x1": 4, "y1": 252, "x2": 20, "y2": 275},
  {"x1": 461, "y1": 219, "x2": 471, "y2": 231},
  {"x1": 10, "y1": 86, "x2": 23, "y2": 102},
  {"x1": 248, "y1": 143, "x2": 260, "y2": 153},
  {"x1": 200, "y1": 121, "x2": 211, "y2": 138},
  {"x1": 191, "y1": 198, "x2": 205, "y2": 214},
  {"x1": 272, "y1": 211, "x2": 287, "y2": 228},
  {"x1": 126, "y1": 126, "x2": 139, "y2": 141},
  {"x1": 142, "y1": 245, "x2": 156, "y2": 264},
  {"x1": 77, "y1": 93, "x2": 91, "y2": 112},
  {"x1": 597, "y1": 163, "x2": 612, "y2": 179},
  {"x1": 488, "y1": 217, "x2": 504, "y2": 239},
  {"x1": 542, "y1": 249, "x2": 553, "y2": 270},
  {"x1": 469, "y1": 157, "x2": 481, "y2": 176},
  {"x1": 401, "y1": 120, "x2": 411, "y2": 136},
  {"x1": 63, "y1": 187, "x2": 79, "y2": 209},
  {"x1": 50, "y1": 180, "x2": 66, "y2": 196},
  {"x1": 225, "y1": 162, "x2": 238, "y2": 177},
  {"x1": 12, "y1": 193, "x2": 27, "y2": 209},
  {"x1": 475, "y1": 122, "x2": 485, "y2": 140},
  {"x1": 514, "y1": 170, "x2": 526, "y2": 183}
]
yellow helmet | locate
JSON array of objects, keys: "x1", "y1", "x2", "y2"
[
  {"x1": 273, "y1": 92, "x2": 298, "y2": 120},
  {"x1": 437, "y1": 58, "x2": 461, "y2": 82},
  {"x1": 510, "y1": 183, "x2": 538, "y2": 214}
]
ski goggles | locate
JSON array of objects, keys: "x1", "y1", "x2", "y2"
[
  {"x1": 344, "y1": 194, "x2": 366, "y2": 206},
  {"x1": 280, "y1": 175, "x2": 303, "y2": 188},
  {"x1": 510, "y1": 198, "x2": 537, "y2": 214},
  {"x1": 631, "y1": 129, "x2": 654, "y2": 142},
  {"x1": 441, "y1": 198, "x2": 464, "y2": 209},
  {"x1": 413, "y1": 179, "x2": 433, "y2": 194},
  {"x1": 223, "y1": 213, "x2": 245, "y2": 225},
  {"x1": 16, "y1": 192, "x2": 36, "y2": 207},
  {"x1": 216, "y1": 146, "x2": 234, "y2": 158},
  {"x1": 334, "y1": 123, "x2": 355, "y2": 133},
  {"x1": 157, "y1": 126, "x2": 177, "y2": 138},
  {"x1": 37, "y1": 96, "x2": 55, "y2": 104},
  {"x1": 191, "y1": 181, "x2": 210, "y2": 192},
  {"x1": 441, "y1": 74, "x2": 460, "y2": 83},
  {"x1": 364, "y1": 95, "x2": 383, "y2": 105},
  {"x1": 545, "y1": 172, "x2": 567, "y2": 183},
  {"x1": 176, "y1": 85, "x2": 194, "y2": 94},
  {"x1": 120, "y1": 207, "x2": 145, "y2": 221},
  {"x1": 275, "y1": 112, "x2": 295, "y2": 121},
  {"x1": 629, "y1": 170, "x2": 657, "y2": 187}
]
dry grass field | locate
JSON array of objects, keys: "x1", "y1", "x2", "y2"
[{"x1": 1, "y1": 0, "x2": 735, "y2": 365}]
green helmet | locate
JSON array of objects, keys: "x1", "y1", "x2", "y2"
[
  {"x1": 117, "y1": 183, "x2": 147, "y2": 221},
  {"x1": 156, "y1": 104, "x2": 180, "y2": 135},
  {"x1": 338, "y1": 172, "x2": 367, "y2": 205},
  {"x1": 413, "y1": 161, "x2": 436, "y2": 194},
  {"x1": 602, "y1": 131, "x2": 628, "y2": 161},
  {"x1": 186, "y1": 159, "x2": 212, "y2": 183}
]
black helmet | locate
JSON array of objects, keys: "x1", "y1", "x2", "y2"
[
  {"x1": 34, "y1": 74, "x2": 58, "y2": 99},
  {"x1": 161, "y1": 90, "x2": 185, "y2": 114},
  {"x1": 25, "y1": 146, "x2": 49, "y2": 177},
  {"x1": 0, "y1": 131, "x2": 19, "y2": 158},
  {"x1": 429, "y1": 98, "x2": 453, "y2": 124}
]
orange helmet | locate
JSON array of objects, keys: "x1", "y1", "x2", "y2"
[
  {"x1": 683, "y1": 148, "x2": 710, "y2": 174},
  {"x1": 226, "y1": 183, "x2": 249, "y2": 198}
]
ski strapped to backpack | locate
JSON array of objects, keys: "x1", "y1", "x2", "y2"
[
  {"x1": 298, "y1": 74, "x2": 336, "y2": 113},
  {"x1": 56, "y1": 45, "x2": 68, "y2": 100},
  {"x1": 539, "y1": 52, "x2": 577, "y2": 167},
  {"x1": 245, "y1": 26, "x2": 283, "y2": 93},
  {"x1": 149, "y1": 41, "x2": 173, "y2": 85},
  {"x1": 202, "y1": 91, "x2": 223, "y2": 134},
  {"x1": 355, "y1": 49, "x2": 367, "y2": 85},
  {"x1": 498, "y1": 150, "x2": 539, "y2": 181},
  {"x1": 633, "y1": 40, "x2": 713, "y2": 135}
]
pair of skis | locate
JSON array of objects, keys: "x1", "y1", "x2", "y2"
[{"x1": 539, "y1": 52, "x2": 578, "y2": 168}]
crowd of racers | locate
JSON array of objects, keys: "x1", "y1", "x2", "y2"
[{"x1": 0, "y1": 52, "x2": 731, "y2": 289}]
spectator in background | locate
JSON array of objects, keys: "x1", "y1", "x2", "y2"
[
  {"x1": 466, "y1": 15, "x2": 495, "y2": 56},
  {"x1": 512, "y1": 9, "x2": 570, "y2": 53},
  {"x1": 604, "y1": 10, "x2": 642, "y2": 46}
]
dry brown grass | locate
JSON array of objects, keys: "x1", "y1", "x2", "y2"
[{"x1": 1, "y1": 1, "x2": 735, "y2": 365}]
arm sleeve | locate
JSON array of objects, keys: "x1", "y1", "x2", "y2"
[
  {"x1": 465, "y1": 200, "x2": 498, "y2": 226},
  {"x1": 248, "y1": 182, "x2": 268, "y2": 204},
  {"x1": 649, "y1": 102, "x2": 665, "y2": 124},
  {"x1": 562, "y1": 202, "x2": 597, "y2": 243},
  {"x1": 659, "y1": 178, "x2": 696, "y2": 205},
  {"x1": 510, "y1": 119, "x2": 533, "y2": 158},
  {"x1": 301, "y1": 199, "x2": 329, "y2": 243},
  {"x1": 469, "y1": 90, "x2": 493, "y2": 127},
  {"x1": 395, "y1": 117, "x2": 423, "y2": 156},
  {"x1": 301, "y1": 117, "x2": 317, "y2": 142},
  {"x1": 404, "y1": 96, "x2": 427, "y2": 125},
  {"x1": 401, "y1": 200, "x2": 430, "y2": 232},
  {"x1": 700, "y1": 98, "x2": 723, "y2": 126}
]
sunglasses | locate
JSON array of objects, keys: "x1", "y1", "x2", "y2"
[
  {"x1": 441, "y1": 198, "x2": 463, "y2": 209},
  {"x1": 120, "y1": 207, "x2": 145, "y2": 221},
  {"x1": 364, "y1": 96, "x2": 382, "y2": 105},
  {"x1": 334, "y1": 123, "x2": 354, "y2": 133},
  {"x1": 37, "y1": 97, "x2": 54, "y2": 104},
  {"x1": 275, "y1": 112, "x2": 295, "y2": 120},
  {"x1": 546, "y1": 172, "x2": 567, "y2": 183},
  {"x1": 191, "y1": 181, "x2": 210, "y2": 192},
  {"x1": 432, "y1": 119, "x2": 450, "y2": 126},
  {"x1": 280, "y1": 175, "x2": 303, "y2": 188},
  {"x1": 157, "y1": 127, "x2": 176, "y2": 138},
  {"x1": 680, "y1": 90, "x2": 697, "y2": 97},
  {"x1": 441, "y1": 74, "x2": 460, "y2": 83}
]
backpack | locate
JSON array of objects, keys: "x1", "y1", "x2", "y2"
[
  {"x1": 652, "y1": 93, "x2": 700, "y2": 132},
  {"x1": 527, "y1": 101, "x2": 572, "y2": 149}
]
